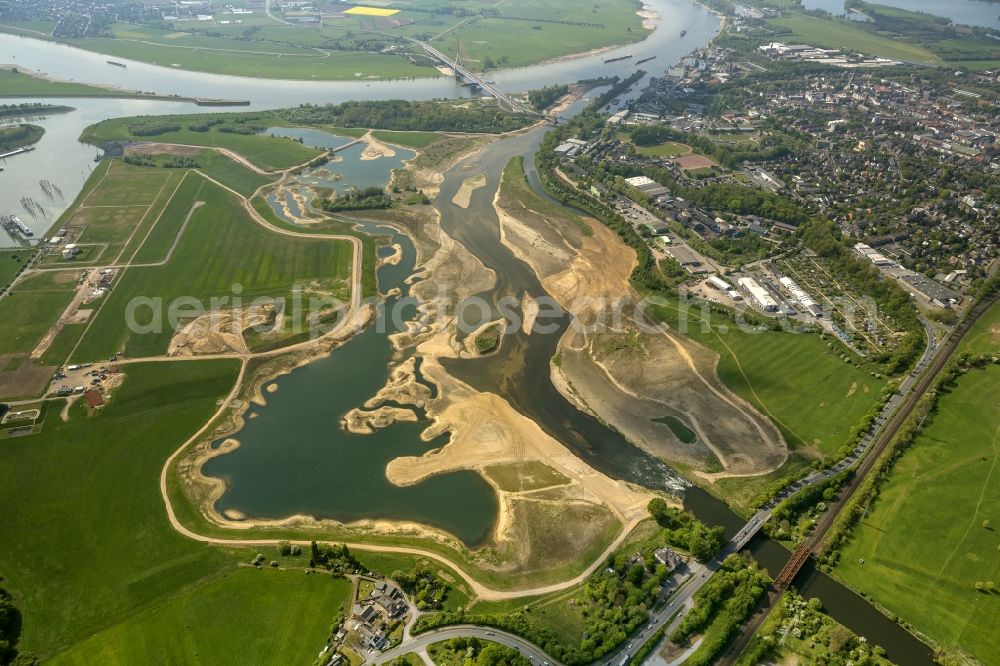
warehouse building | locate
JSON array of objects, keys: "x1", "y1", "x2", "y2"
[
  {"x1": 779, "y1": 276, "x2": 823, "y2": 317},
  {"x1": 737, "y1": 277, "x2": 778, "y2": 312}
]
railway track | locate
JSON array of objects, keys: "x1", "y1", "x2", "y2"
[{"x1": 719, "y1": 293, "x2": 998, "y2": 664}]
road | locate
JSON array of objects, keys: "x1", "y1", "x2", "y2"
[{"x1": 373, "y1": 559, "x2": 712, "y2": 666}]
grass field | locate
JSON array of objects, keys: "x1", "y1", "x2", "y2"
[
  {"x1": 72, "y1": 175, "x2": 353, "y2": 361},
  {"x1": 0, "y1": 68, "x2": 124, "y2": 97},
  {"x1": 960, "y1": 300, "x2": 999, "y2": 355},
  {"x1": 82, "y1": 115, "x2": 320, "y2": 171},
  {"x1": 193, "y1": 149, "x2": 277, "y2": 196},
  {"x1": 0, "y1": 360, "x2": 242, "y2": 657},
  {"x1": 768, "y1": 14, "x2": 941, "y2": 64},
  {"x1": 433, "y1": 0, "x2": 647, "y2": 70},
  {"x1": 371, "y1": 130, "x2": 442, "y2": 149},
  {"x1": 65, "y1": 34, "x2": 435, "y2": 81},
  {"x1": 49, "y1": 568, "x2": 352, "y2": 665},
  {"x1": 616, "y1": 132, "x2": 693, "y2": 158},
  {"x1": 650, "y1": 298, "x2": 886, "y2": 459},
  {"x1": 0, "y1": 250, "x2": 30, "y2": 288},
  {"x1": 0, "y1": 270, "x2": 77, "y2": 354},
  {"x1": 834, "y1": 365, "x2": 1000, "y2": 664}
]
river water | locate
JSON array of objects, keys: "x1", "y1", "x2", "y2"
[
  {"x1": 801, "y1": 0, "x2": 1000, "y2": 29},
  {"x1": 1, "y1": 2, "x2": 937, "y2": 661}
]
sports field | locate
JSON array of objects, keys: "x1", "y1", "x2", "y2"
[
  {"x1": 71, "y1": 175, "x2": 353, "y2": 361},
  {"x1": 834, "y1": 365, "x2": 1000, "y2": 664},
  {"x1": 82, "y1": 115, "x2": 321, "y2": 171}
]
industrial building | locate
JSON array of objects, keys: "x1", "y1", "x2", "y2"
[
  {"x1": 779, "y1": 276, "x2": 823, "y2": 317},
  {"x1": 708, "y1": 276, "x2": 731, "y2": 291},
  {"x1": 625, "y1": 175, "x2": 670, "y2": 197},
  {"x1": 854, "y1": 243, "x2": 896, "y2": 267},
  {"x1": 737, "y1": 277, "x2": 778, "y2": 312}
]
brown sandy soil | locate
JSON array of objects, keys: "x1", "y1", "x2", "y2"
[
  {"x1": 451, "y1": 173, "x2": 486, "y2": 209},
  {"x1": 342, "y1": 405, "x2": 419, "y2": 434},
  {"x1": 494, "y1": 164, "x2": 787, "y2": 477},
  {"x1": 125, "y1": 142, "x2": 201, "y2": 157},
  {"x1": 360, "y1": 131, "x2": 396, "y2": 161},
  {"x1": 0, "y1": 355, "x2": 52, "y2": 399},
  {"x1": 380, "y1": 243, "x2": 404, "y2": 267},
  {"x1": 674, "y1": 154, "x2": 717, "y2": 170},
  {"x1": 167, "y1": 304, "x2": 278, "y2": 356},
  {"x1": 636, "y1": 7, "x2": 659, "y2": 30},
  {"x1": 383, "y1": 354, "x2": 653, "y2": 575},
  {"x1": 364, "y1": 357, "x2": 433, "y2": 410}
]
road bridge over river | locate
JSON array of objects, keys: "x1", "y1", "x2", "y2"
[{"x1": 414, "y1": 40, "x2": 535, "y2": 115}]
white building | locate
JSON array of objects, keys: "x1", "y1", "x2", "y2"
[{"x1": 737, "y1": 277, "x2": 778, "y2": 312}]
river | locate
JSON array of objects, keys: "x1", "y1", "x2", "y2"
[
  {"x1": 801, "y1": 0, "x2": 1000, "y2": 29},
  {"x1": 0, "y1": 0, "x2": 718, "y2": 242},
  {"x1": 1, "y1": 2, "x2": 937, "y2": 661}
]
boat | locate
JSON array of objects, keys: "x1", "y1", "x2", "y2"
[
  {"x1": 680, "y1": 29, "x2": 687, "y2": 37},
  {"x1": 604, "y1": 54, "x2": 633, "y2": 64},
  {"x1": 107, "y1": 60, "x2": 127, "y2": 68},
  {"x1": 194, "y1": 98, "x2": 252, "y2": 107},
  {"x1": 11, "y1": 216, "x2": 33, "y2": 236},
  {"x1": 635, "y1": 56, "x2": 657, "y2": 66}
]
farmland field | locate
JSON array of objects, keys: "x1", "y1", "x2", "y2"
[
  {"x1": 768, "y1": 14, "x2": 941, "y2": 64},
  {"x1": 71, "y1": 175, "x2": 353, "y2": 361},
  {"x1": 0, "y1": 270, "x2": 78, "y2": 354},
  {"x1": 82, "y1": 115, "x2": 321, "y2": 171},
  {"x1": 834, "y1": 365, "x2": 1000, "y2": 664},
  {"x1": 0, "y1": 360, "x2": 243, "y2": 657},
  {"x1": 960, "y1": 300, "x2": 1000, "y2": 355},
  {"x1": 49, "y1": 568, "x2": 352, "y2": 666}
]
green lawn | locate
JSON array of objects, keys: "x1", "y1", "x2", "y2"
[
  {"x1": 49, "y1": 568, "x2": 352, "y2": 665},
  {"x1": 961, "y1": 300, "x2": 999, "y2": 355},
  {"x1": 82, "y1": 115, "x2": 320, "y2": 171},
  {"x1": 650, "y1": 298, "x2": 886, "y2": 459},
  {"x1": 72, "y1": 174, "x2": 353, "y2": 361},
  {"x1": 371, "y1": 130, "x2": 442, "y2": 150},
  {"x1": 0, "y1": 271, "x2": 77, "y2": 354},
  {"x1": 0, "y1": 68, "x2": 121, "y2": 97},
  {"x1": 0, "y1": 360, "x2": 241, "y2": 657},
  {"x1": 637, "y1": 141, "x2": 692, "y2": 158},
  {"x1": 0, "y1": 250, "x2": 30, "y2": 288},
  {"x1": 433, "y1": 0, "x2": 647, "y2": 70},
  {"x1": 768, "y1": 14, "x2": 941, "y2": 64},
  {"x1": 63, "y1": 34, "x2": 436, "y2": 81},
  {"x1": 193, "y1": 149, "x2": 277, "y2": 196},
  {"x1": 834, "y1": 365, "x2": 1000, "y2": 664}
]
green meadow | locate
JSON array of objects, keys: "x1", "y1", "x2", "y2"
[
  {"x1": 961, "y1": 300, "x2": 1000, "y2": 355},
  {"x1": 768, "y1": 14, "x2": 941, "y2": 64},
  {"x1": 49, "y1": 568, "x2": 352, "y2": 665},
  {"x1": 82, "y1": 115, "x2": 321, "y2": 171},
  {"x1": 0, "y1": 270, "x2": 78, "y2": 354},
  {"x1": 72, "y1": 175, "x2": 353, "y2": 361},
  {"x1": 834, "y1": 365, "x2": 1000, "y2": 664}
]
